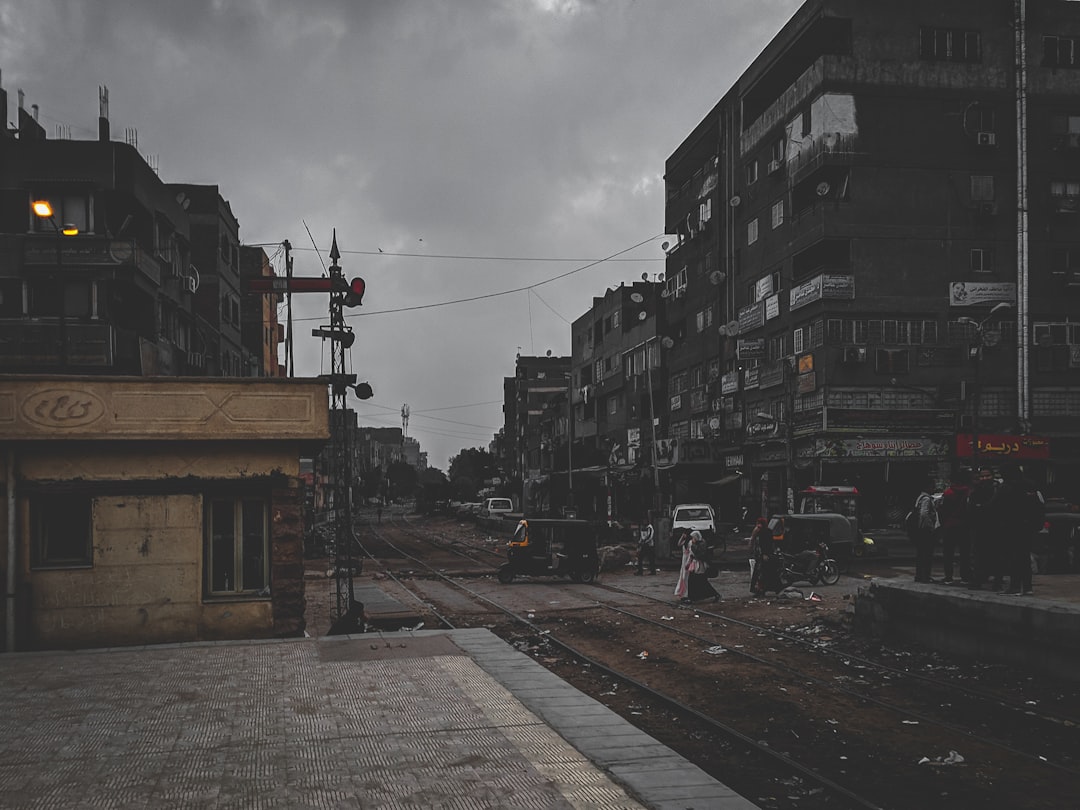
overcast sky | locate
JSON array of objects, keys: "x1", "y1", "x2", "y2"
[{"x1": 3, "y1": 0, "x2": 802, "y2": 470}]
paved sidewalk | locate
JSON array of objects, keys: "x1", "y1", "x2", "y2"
[{"x1": 0, "y1": 629, "x2": 757, "y2": 810}]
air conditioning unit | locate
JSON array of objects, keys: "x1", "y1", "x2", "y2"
[
  {"x1": 182, "y1": 276, "x2": 197, "y2": 293},
  {"x1": 977, "y1": 202, "x2": 998, "y2": 216},
  {"x1": 976, "y1": 131, "x2": 996, "y2": 146},
  {"x1": 767, "y1": 158, "x2": 783, "y2": 175},
  {"x1": 842, "y1": 346, "x2": 867, "y2": 364}
]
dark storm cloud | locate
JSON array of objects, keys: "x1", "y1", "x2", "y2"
[{"x1": 1, "y1": 0, "x2": 802, "y2": 467}]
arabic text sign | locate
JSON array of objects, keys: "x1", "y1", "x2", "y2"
[
  {"x1": 955, "y1": 434, "x2": 1050, "y2": 459},
  {"x1": 948, "y1": 281, "x2": 1016, "y2": 307}
]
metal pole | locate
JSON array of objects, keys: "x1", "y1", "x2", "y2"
[
  {"x1": 1015, "y1": 0, "x2": 1031, "y2": 433},
  {"x1": 566, "y1": 377, "x2": 573, "y2": 500}
]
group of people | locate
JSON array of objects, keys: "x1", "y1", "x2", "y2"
[
  {"x1": 633, "y1": 514, "x2": 720, "y2": 603},
  {"x1": 909, "y1": 463, "x2": 1045, "y2": 595}
]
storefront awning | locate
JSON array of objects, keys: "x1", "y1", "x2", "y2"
[{"x1": 705, "y1": 474, "x2": 742, "y2": 487}]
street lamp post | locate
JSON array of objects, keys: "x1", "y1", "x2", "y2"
[
  {"x1": 957, "y1": 302, "x2": 1013, "y2": 468},
  {"x1": 31, "y1": 200, "x2": 78, "y2": 370}
]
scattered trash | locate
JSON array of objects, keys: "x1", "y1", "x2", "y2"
[
  {"x1": 902, "y1": 720, "x2": 919, "y2": 725},
  {"x1": 919, "y1": 751, "x2": 965, "y2": 766},
  {"x1": 704, "y1": 645, "x2": 727, "y2": 655},
  {"x1": 636, "y1": 650, "x2": 649, "y2": 660},
  {"x1": 527, "y1": 612, "x2": 535, "y2": 619},
  {"x1": 806, "y1": 592, "x2": 823, "y2": 602},
  {"x1": 409, "y1": 621, "x2": 425, "y2": 631},
  {"x1": 826, "y1": 719, "x2": 838, "y2": 725},
  {"x1": 661, "y1": 615, "x2": 675, "y2": 621}
]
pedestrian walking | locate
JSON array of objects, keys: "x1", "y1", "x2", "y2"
[
  {"x1": 673, "y1": 530, "x2": 692, "y2": 600},
  {"x1": 681, "y1": 530, "x2": 719, "y2": 604},
  {"x1": 748, "y1": 517, "x2": 769, "y2": 595},
  {"x1": 634, "y1": 514, "x2": 657, "y2": 575},
  {"x1": 938, "y1": 470, "x2": 972, "y2": 584},
  {"x1": 909, "y1": 477, "x2": 939, "y2": 583}
]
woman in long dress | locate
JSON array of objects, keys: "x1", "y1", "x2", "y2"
[
  {"x1": 673, "y1": 530, "x2": 692, "y2": 599},
  {"x1": 684, "y1": 531, "x2": 720, "y2": 603}
]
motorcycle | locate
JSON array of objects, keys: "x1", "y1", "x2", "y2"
[{"x1": 779, "y1": 541, "x2": 840, "y2": 587}]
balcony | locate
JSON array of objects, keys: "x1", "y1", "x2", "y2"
[
  {"x1": 23, "y1": 236, "x2": 163, "y2": 286},
  {"x1": 0, "y1": 321, "x2": 115, "y2": 368}
]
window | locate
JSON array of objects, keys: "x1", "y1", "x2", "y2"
[
  {"x1": 771, "y1": 199, "x2": 785, "y2": 229},
  {"x1": 696, "y1": 307, "x2": 713, "y2": 332},
  {"x1": 747, "y1": 218, "x2": 759, "y2": 245},
  {"x1": 1044, "y1": 36, "x2": 1080, "y2": 68},
  {"x1": 966, "y1": 104, "x2": 996, "y2": 133},
  {"x1": 971, "y1": 175, "x2": 995, "y2": 202},
  {"x1": 920, "y1": 27, "x2": 982, "y2": 63},
  {"x1": 611, "y1": 309, "x2": 620, "y2": 329},
  {"x1": 745, "y1": 160, "x2": 758, "y2": 185},
  {"x1": 594, "y1": 359, "x2": 603, "y2": 383},
  {"x1": 1051, "y1": 180, "x2": 1080, "y2": 212},
  {"x1": 31, "y1": 494, "x2": 92, "y2": 568},
  {"x1": 875, "y1": 348, "x2": 910, "y2": 375},
  {"x1": 0, "y1": 279, "x2": 24, "y2": 317},
  {"x1": 207, "y1": 497, "x2": 269, "y2": 596},
  {"x1": 970, "y1": 248, "x2": 992, "y2": 272},
  {"x1": 691, "y1": 364, "x2": 704, "y2": 388},
  {"x1": 664, "y1": 267, "x2": 688, "y2": 299},
  {"x1": 1050, "y1": 114, "x2": 1080, "y2": 148},
  {"x1": 793, "y1": 327, "x2": 805, "y2": 354},
  {"x1": 607, "y1": 395, "x2": 618, "y2": 416},
  {"x1": 670, "y1": 372, "x2": 688, "y2": 395},
  {"x1": 1050, "y1": 246, "x2": 1080, "y2": 274},
  {"x1": 699, "y1": 199, "x2": 713, "y2": 225}
]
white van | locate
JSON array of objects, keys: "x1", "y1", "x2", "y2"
[
  {"x1": 671, "y1": 503, "x2": 717, "y2": 539},
  {"x1": 479, "y1": 497, "x2": 514, "y2": 520}
]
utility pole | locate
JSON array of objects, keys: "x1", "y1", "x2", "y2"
[{"x1": 283, "y1": 239, "x2": 294, "y2": 378}]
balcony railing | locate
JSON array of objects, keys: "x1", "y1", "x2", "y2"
[
  {"x1": 0, "y1": 321, "x2": 115, "y2": 368},
  {"x1": 23, "y1": 236, "x2": 163, "y2": 286}
]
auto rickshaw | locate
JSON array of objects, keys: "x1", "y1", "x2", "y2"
[{"x1": 496, "y1": 518, "x2": 600, "y2": 584}]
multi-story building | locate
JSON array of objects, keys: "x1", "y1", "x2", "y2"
[
  {"x1": 0, "y1": 85, "x2": 201, "y2": 375},
  {"x1": 240, "y1": 246, "x2": 284, "y2": 377},
  {"x1": 665, "y1": 0, "x2": 1080, "y2": 525},
  {"x1": 171, "y1": 184, "x2": 251, "y2": 377},
  {"x1": 502, "y1": 354, "x2": 570, "y2": 514},
  {"x1": 566, "y1": 281, "x2": 665, "y2": 522},
  {"x1": 0, "y1": 84, "x2": 271, "y2": 380}
]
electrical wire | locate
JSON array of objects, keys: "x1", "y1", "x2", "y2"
[{"x1": 289, "y1": 233, "x2": 664, "y2": 321}]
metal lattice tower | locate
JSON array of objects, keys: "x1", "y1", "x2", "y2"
[{"x1": 327, "y1": 231, "x2": 358, "y2": 626}]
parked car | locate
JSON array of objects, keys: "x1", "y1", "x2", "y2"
[
  {"x1": 670, "y1": 503, "x2": 725, "y2": 555},
  {"x1": 479, "y1": 497, "x2": 514, "y2": 520}
]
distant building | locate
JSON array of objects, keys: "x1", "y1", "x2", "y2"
[{"x1": 240, "y1": 246, "x2": 285, "y2": 377}]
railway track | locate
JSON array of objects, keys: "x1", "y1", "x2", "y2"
[{"x1": 339, "y1": 512, "x2": 1080, "y2": 809}]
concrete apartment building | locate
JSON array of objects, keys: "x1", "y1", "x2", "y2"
[
  {"x1": 0, "y1": 83, "x2": 272, "y2": 378},
  {"x1": 662, "y1": 0, "x2": 1080, "y2": 525}
]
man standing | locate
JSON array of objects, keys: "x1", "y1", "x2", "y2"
[
  {"x1": 967, "y1": 468, "x2": 998, "y2": 590},
  {"x1": 996, "y1": 464, "x2": 1043, "y2": 596},
  {"x1": 635, "y1": 514, "x2": 657, "y2": 575},
  {"x1": 911, "y1": 477, "x2": 939, "y2": 583},
  {"x1": 938, "y1": 470, "x2": 972, "y2": 584}
]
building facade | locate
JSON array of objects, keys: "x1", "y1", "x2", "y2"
[
  {"x1": 0, "y1": 375, "x2": 328, "y2": 651},
  {"x1": 0, "y1": 84, "x2": 272, "y2": 380},
  {"x1": 663, "y1": 0, "x2": 1080, "y2": 526}
]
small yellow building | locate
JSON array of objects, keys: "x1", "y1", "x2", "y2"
[{"x1": 0, "y1": 375, "x2": 329, "y2": 651}]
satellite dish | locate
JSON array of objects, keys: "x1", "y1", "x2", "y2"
[
  {"x1": 657, "y1": 272, "x2": 664, "y2": 282},
  {"x1": 718, "y1": 326, "x2": 727, "y2": 336},
  {"x1": 641, "y1": 272, "x2": 649, "y2": 282},
  {"x1": 630, "y1": 292, "x2": 644, "y2": 303},
  {"x1": 709, "y1": 417, "x2": 721, "y2": 430},
  {"x1": 729, "y1": 195, "x2": 742, "y2": 208},
  {"x1": 708, "y1": 270, "x2": 725, "y2": 285},
  {"x1": 638, "y1": 311, "x2": 647, "y2": 321},
  {"x1": 188, "y1": 265, "x2": 201, "y2": 291},
  {"x1": 182, "y1": 199, "x2": 191, "y2": 210},
  {"x1": 546, "y1": 349, "x2": 552, "y2": 357},
  {"x1": 175, "y1": 192, "x2": 186, "y2": 204},
  {"x1": 816, "y1": 181, "x2": 831, "y2": 197},
  {"x1": 724, "y1": 320, "x2": 740, "y2": 336},
  {"x1": 661, "y1": 336, "x2": 675, "y2": 349},
  {"x1": 661, "y1": 241, "x2": 670, "y2": 251}
]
